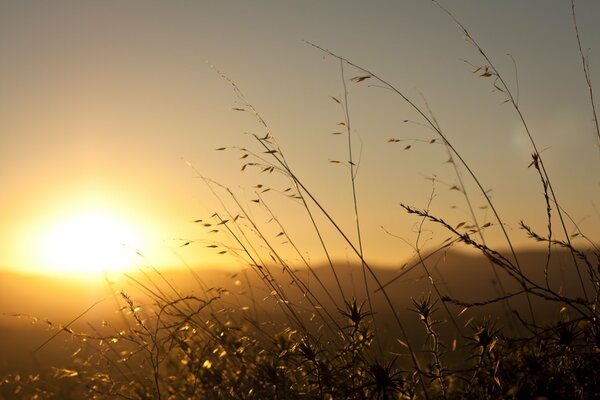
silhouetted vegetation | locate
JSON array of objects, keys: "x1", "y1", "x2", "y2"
[{"x1": 2, "y1": 1, "x2": 598, "y2": 399}]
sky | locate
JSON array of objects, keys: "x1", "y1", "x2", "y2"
[{"x1": 1, "y1": 0, "x2": 599, "y2": 276}]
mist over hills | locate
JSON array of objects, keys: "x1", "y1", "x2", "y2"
[{"x1": 1, "y1": 247, "x2": 594, "y2": 375}]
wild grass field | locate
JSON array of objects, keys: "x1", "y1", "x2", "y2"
[{"x1": 1, "y1": 1, "x2": 599, "y2": 399}]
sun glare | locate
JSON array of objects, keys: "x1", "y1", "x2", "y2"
[{"x1": 37, "y1": 210, "x2": 141, "y2": 276}]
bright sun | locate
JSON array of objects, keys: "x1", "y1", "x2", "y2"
[{"x1": 37, "y1": 210, "x2": 141, "y2": 276}]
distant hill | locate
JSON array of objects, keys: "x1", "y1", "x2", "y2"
[{"x1": 1, "y1": 246, "x2": 595, "y2": 374}]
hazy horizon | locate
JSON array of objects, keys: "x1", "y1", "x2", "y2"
[{"x1": 1, "y1": 0, "x2": 598, "y2": 277}]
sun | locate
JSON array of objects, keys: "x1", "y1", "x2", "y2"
[{"x1": 37, "y1": 210, "x2": 141, "y2": 276}]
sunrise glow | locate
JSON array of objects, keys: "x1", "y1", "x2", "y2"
[{"x1": 36, "y1": 210, "x2": 141, "y2": 276}]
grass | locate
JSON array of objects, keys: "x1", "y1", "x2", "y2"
[{"x1": 2, "y1": 1, "x2": 599, "y2": 399}]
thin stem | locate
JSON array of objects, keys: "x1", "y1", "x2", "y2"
[
  {"x1": 306, "y1": 40, "x2": 537, "y2": 324},
  {"x1": 434, "y1": 0, "x2": 589, "y2": 303},
  {"x1": 340, "y1": 59, "x2": 379, "y2": 352},
  {"x1": 571, "y1": 0, "x2": 600, "y2": 150}
]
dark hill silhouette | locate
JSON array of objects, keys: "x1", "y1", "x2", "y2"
[{"x1": 1, "y1": 246, "x2": 595, "y2": 374}]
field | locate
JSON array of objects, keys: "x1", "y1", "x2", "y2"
[
  {"x1": 1, "y1": 1, "x2": 599, "y2": 399},
  {"x1": 2, "y1": 246, "x2": 597, "y2": 399}
]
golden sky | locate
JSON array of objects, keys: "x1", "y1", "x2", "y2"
[{"x1": 1, "y1": 1, "x2": 598, "y2": 276}]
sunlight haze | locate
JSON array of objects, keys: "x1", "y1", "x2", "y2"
[{"x1": 1, "y1": 0, "x2": 598, "y2": 276}]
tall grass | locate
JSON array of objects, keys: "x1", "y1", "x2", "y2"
[{"x1": 3, "y1": 2, "x2": 599, "y2": 399}]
